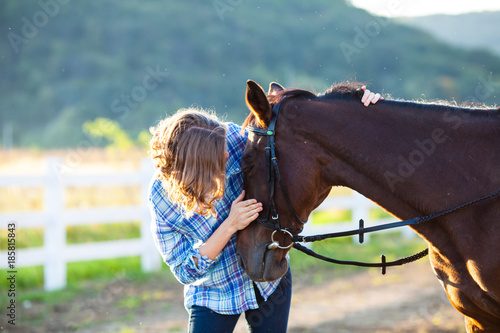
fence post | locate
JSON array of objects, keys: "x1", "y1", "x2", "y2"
[
  {"x1": 44, "y1": 157, "x2": 66, "y2": 290},
  {"x1": 140, "y1": 158, "x2": 160, "y2": 272},
  {"x1": 352, "y1": 191, "x2": 370, "y2": 243}
]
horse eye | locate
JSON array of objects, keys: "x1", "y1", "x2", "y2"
[
  {"x1": 242, "y1": 151, "x2": 254, "y2": 163},
  {"x1": 242, "y1": 161, "x2": 255, "y2": 175}
]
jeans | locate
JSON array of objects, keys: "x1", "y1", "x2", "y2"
[{"x1": 188, "y1": 268, "x2": 292, "y2": 333}]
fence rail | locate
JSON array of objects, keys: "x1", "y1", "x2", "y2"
[
  {"x1": 304, "y1": 192, "x2": 413, "y2": 241},
  {"x1": 0, "y1": 157, "x2": 159, "y2": 291},
  {"x1": 0, "y1": 157, "x2": 411, "y2": 291}
]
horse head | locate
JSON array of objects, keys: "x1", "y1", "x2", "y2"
[{"x1": 236, "y1": 80, "x2": 331, "y2": 282}]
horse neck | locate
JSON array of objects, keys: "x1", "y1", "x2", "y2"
[{"x1": 289, "y1": 98, "x2": 500, "y2": 220}]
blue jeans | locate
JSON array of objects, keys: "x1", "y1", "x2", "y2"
[{"x1": 188, "y1": 268, "x2": 292, "y2": 333}]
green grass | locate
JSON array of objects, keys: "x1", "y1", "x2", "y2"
[
  {"x1": 0, "y1": 222, "x2": 141, "y2": 249},
  {"x1": 67, "y1": 222, "x2": 141, "y2": 244},
  {"x1": 310, "y1": 204, "x2": 394, "y2": 225},
  {"x1": 8, "y1": 258, "x2": 172, "y2": 305},
  {"x1": 0, "y1": 222, "x2": 141, "y2": 290},
  {"x1": 0, "y1": 256, "x2": 145, "y2": 291},
  {"x1": 312, "y1": 209, "x2": 351, "y2": 224}
]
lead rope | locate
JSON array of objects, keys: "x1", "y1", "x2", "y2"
[
  {"x1": 291, "y1": 188, "x2": 500, "y2": 274},
  {"x1": 293, "y1": 243, "x2": 428, "y2": 275}
]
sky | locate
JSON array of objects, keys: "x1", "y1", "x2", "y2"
[{"x1": 350, "y1": 0, "x2": 500, "y2": 17}]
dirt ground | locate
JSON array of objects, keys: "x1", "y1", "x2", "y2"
[
  {"x1": 4, "y1": 260, "x2": 466, "y2": 333},
  {"x1": 91, "y1": 260, "x2": 465, "y2": 332}
]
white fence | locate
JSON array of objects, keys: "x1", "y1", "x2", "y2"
[
  {"x1": 304, "y1": 191, "x2": 413, "y2": 243},
  {"x1": 0, "y1": 157, "x2": 411, "y2": 291},
  {"x1": 0, "y1": 157, "x2": 160, "y2": 291}
]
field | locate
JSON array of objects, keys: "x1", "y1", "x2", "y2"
[{"x1": 0, "y1": 149, "x2": 465, "y2": 332}]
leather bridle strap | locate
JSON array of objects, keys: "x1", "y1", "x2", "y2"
[
  {"x1": 293, "y1": 243, "x2": 429, "y2": 275},
  {"x1": 247, "y1": 100, "x2": 307, "y2": 234}
]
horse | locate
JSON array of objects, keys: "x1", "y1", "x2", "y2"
[{"x1": 236, "y1": 80, "x2": 500, "y2": 332}]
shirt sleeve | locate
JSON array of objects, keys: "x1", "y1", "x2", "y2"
[{"x1": 148, "y1": 181, "x2": 216, "y2": 285}]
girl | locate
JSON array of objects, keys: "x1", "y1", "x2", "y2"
[{"x1": 148, "y1": 87, "x2": 382, "y2": 332}]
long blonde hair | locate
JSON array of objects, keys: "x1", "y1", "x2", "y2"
[{"x1": 149, "y1": 108, "x2": 227, "y2": 217}]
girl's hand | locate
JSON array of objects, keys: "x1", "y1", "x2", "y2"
[
  {"x1": 226, "y1": 191, "x2": 263, "y2": 232},
  {"x1": 197, "y1": 191, "x2": 263, "y2": 262},
  {"x1": 361, "y1": 86, "x2": 383, "y2": 107}
]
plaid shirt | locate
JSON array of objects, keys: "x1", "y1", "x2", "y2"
[{"x1": 149, "y1": 122, "x2": 282, "y2": 315}]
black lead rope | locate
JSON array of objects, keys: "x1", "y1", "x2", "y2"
[
  {"x1": 291, "y1": 188, "x2": 500, "y2": 274},
  {"x1": 293, "y1": 243, "x2": 429, "y2": 275}
]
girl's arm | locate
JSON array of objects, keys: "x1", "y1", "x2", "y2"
[{"x1": 197, "y1": 190, "x2": 262, "y2": 262}]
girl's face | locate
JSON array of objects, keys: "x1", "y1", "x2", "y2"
[{"x1": 225, "y1": 151, "x2": 229, "y2": 159}]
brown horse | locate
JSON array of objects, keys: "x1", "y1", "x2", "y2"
[{"x1": 236, "y1": 80, "x2": 500, "y2": 332}]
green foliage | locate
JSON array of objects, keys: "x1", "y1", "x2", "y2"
[
  {"x1": 83, "y1": 117, "x2": 134, "y2": 149},
  {"x1": 1, "y1": 0, "x2": 499, "y2": 148},
  {"x1": 83, "y1": 117, "x2": 149, "y2": 149},
  {"x1": 136, "y1": 129, "x2": 152, "y2": 149}
]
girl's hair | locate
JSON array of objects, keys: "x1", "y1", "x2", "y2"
[{"x1": 149, "y1": 108, "x2": 227, "y2": 217}]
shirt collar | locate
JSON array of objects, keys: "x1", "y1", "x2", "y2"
[{"x1": 224, "y1": 123, "x2": 248, "y2": 179}]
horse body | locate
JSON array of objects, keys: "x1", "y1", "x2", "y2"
[
  {"x1": 237, "y1": 80, "x2": 500, "y2": 331},
  {"x1": 290, "y1": 98, "x2": 500, "y2": 331}
]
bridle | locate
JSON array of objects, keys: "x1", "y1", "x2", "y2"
[
  {"x1": 246, "y1": 96, "x2": 500, "y2": 274},
  {"x1": 247, "y1": 99, "x2": 306, "y2": 250}
]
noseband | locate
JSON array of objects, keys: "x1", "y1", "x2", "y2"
[{"x1": 247, "y1": 100, "x2": 307, "y2": 250}]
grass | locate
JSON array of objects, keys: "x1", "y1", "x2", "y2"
[{"x1": 0, "y1": 221, "x2": 142, "y2": 290}]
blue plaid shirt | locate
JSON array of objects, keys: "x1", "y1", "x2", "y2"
[{"x1": 149, "y1": 122, "x2": 282, "y2": 315}]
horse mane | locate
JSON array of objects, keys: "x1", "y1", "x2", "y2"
[
  {"x1": 322, "y1": 81, "x2": 366, "y2": 100},
  {"x1": 268, "y1": 81, "x2": 366, "y2": 103},
  {"x1": 242, "y1": 82, "x2": 498, "y2": 130}
]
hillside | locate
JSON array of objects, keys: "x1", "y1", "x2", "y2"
[
  {"x1": 400, "y1": 11, "x2": 500, "y2": 55},
  {"x1": 1, "y1": 1, "x2": 500, "y2": 148}
]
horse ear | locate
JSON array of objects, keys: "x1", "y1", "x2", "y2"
[
  {"x1": 246, "y1": 80, "x2": 272, "y2": 127},
  {"x1": 268, "y1": 82, "x2": 285, "y2": 96}
]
